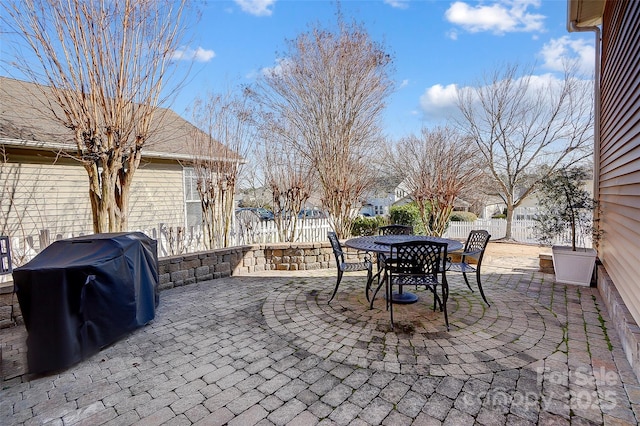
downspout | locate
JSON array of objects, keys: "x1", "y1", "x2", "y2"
[{"x1": 567, "y1": 18, "x2": 601, "y2": 249}]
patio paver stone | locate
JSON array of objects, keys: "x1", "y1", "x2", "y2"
[{"x1": 1, "y1": 251, "x2": 638, "y2": 425}]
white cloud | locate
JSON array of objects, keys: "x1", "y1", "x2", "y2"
[
  {"x1": 445, "y1": 0, "x2": 545, "y2": 35},
  {"x1": 245, "y1": 69, "x2": 259, "y2": 80},
  {"x1": 539, "y1": 36, "x2": 595, "y2": 76},
  {"x1": 234, "y1": 0, "x2": 275, "y2": 17},
  {"x1": 399, "y1": 79, "x2": 409, "y2": 89},
  {"x1": 261, "y1": 57, "x2": 293, "y2": 77},
  {"x1": 419, "y1": 83, "x2": 460, "y2": 121},
  {"x1": 172, "y1": 46, "x2": 215, "y2": 62},
  {"x1": 248, "y1": 57, "x2": 291, "y2": 81},
  {"x1": 419, "y1": 72, "x2": 593, "y2": 122},
  {"x1": 384, "y1": 0, "x2": 410, "y2": 9}
]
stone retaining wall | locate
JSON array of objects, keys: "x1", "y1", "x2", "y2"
[
  {"x1": 0, "y1": 283, "x2": 19, "y2": 329},
  {"x1": 0, "y1": 240, "x2": 362, "y2": 327},
  {"x1": 157, "y1": 241, "x2": 345, "y2": 290}
]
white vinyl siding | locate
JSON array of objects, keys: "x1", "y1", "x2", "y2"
[
  {"x1": 599, "y1": 0, "x2": 640, "y2": 325},
  {"x1": 1, "y1": 153, "x2": 188, "y2": 251},
  {"x1": 1, "y1": 157, "x2": 92, "y2": 241},
  {"x1": 128, "y1": 162, "x2": 185, "y2": 230}
]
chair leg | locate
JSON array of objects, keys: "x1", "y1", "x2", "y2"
[
  {"x1": 476, "y1": 269, "x2": 490, "y2": 306},
  {"x1": 428, "y1": 286, "x2": 443, "y2": 312},
  {"x1": 328, "y1": 269, "x2": 343, "y2": 304},
  {"x1": 432, "y1": 286, "x2": 437, "y2": 311},
  {"x1": 388, "y1": 280, "x2": 394, "y2": 330},
  {"x1": 370, "y1": 272, "x2": 386, "y2": 310},
  {"x1": 385, "y1": 275, "x2": 391, "y2": 311},
  {"x1": 442, "y1": 282, "x2": 449, "y2": 331},
  {"x1": 367, "y1": 266, "x2": 384, "y2": 303},
  {"x1": 462, "y1": 272, "x2": 474, "y2": 291}
]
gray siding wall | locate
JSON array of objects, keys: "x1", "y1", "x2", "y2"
[{"x1": 599, "y1": 0, "x2": 640, "y2": 325}]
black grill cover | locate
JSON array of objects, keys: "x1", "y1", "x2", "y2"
[{"x1": 13, "y1": 232, "x2": 159, "y2": 374}]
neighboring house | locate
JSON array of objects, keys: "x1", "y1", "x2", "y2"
[
  {"x1": 359, "y1": 176, "x2": 402, "y2": 217},
  {"x1": 569, "y1": 0, "x2": 640, "y2": 377},
  {"x1": 390, "y1": 177, "x2": 474, "y2": 214},
  {"x1": 0, "y1": 77, "x2": 236, "y2": 256}
]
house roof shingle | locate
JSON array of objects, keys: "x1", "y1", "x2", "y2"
[{"x1": 0, "y1": 76, "x2": 240, "y2": 162}]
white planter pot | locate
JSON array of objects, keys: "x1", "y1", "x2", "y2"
[{"x1": 551, "y1": 245, "x2": 597, "y2": 286}]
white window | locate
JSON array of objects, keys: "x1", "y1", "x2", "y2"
[{"x1": 183, "y1": 168, "x2": 202, "y2": 228}]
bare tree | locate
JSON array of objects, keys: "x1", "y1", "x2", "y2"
[
  {"x1": 261, "y1": 130, "x2": 315, "y2": 242},
  {"x1": 456, "y1": 63, "x2": 593, "y2": 239},
  {"x1": 390, "y1": 127, "x2": 480, "y2": 236},
  {"x1": 188, "y1": 91, "x2": 252, "y2": 249},
  {"x1": 2, "y1": 0, "x2": 190, "y2": 233},
  {"x1": 249, "y1": 16, "x2": 394, "y2": 238}
]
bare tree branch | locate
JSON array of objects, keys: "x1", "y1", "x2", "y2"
[
  {"x1": 390, "y1": 127, "x2": 480, "y2": 236},
  {"x1": 2, "y1": 0, "x2": 191, "y2": 232},
  {"x1": 249, "y1": 16, "x2": 395, "y2": 238},
  {"x1": 455, "y1": 62, "x2": 593, "y2": 239},
  {"x1": 188, "y1": 91, "x2": 252, "y2": 249},
  {"x1": 260, "y1": 126, "x2": 315, "y2": 242}
]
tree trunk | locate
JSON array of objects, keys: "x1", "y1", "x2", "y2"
[
  {"x1": 505, "y1": 204, "x2": 514, "y2": 240},
  {"x1": 85, "y1": 159, "x2": 137, "y2": 234}
]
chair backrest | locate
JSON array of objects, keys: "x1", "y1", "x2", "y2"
[
  {"x1": 464, "y1": 230, "x2": 491, "y2": 261},
  {"x1": 390, "y1": 241, "x2": 447, "y2": 277},
  {"x1": 327, "y1": 232, "x2": 344, "y2": 265},
  {"x1": 379, "y1": 224, "x2": 413, "y2": 236}
]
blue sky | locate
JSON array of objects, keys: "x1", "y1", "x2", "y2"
[
  {"x1": 0, "y1": 0, "x2": 595, "y2": 141},
  {"x1": 170, "y1": 0, "x2": 595, "y2": 140}
]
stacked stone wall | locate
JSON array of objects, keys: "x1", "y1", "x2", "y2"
[{"x1": 1, "y1": 240, "x2": 359, "y2": 327}]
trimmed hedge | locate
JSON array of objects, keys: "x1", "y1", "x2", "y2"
[
  {"x1": 389, "y1": 203, "x2": 425, "y2": 235},
  {"x1": 449, "y1": 211, "x2": 478, "y2": 222},
  {"x1": 351, "y1": 215, "x2": 387, "y2": 236}
]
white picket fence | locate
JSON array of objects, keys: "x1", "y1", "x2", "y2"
[
  {"x1": 233, "y1": 218, "x2": 332, "y2": 246},
  {"x1": 2, "y1": 217, "x2": 589, "y2": 276},
  {"x1": 233, "y1": 217, "x2": 588, "y2": 247},
  {"x1": 442, "y1": 219, "x2": 592, "y2": 247},
  {"x1": 3, "y1": 218, "x2": 335, "y2": 270}
]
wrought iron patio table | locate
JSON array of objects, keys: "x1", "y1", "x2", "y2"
[{"x1": 344, "y1": 235, "x2": 463, "y2": 305}]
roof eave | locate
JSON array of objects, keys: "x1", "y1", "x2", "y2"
[
  {"x1": 568, "y1": 0, "x2": 605, "y2": 28},
  {"x1": 0, "y1": 137, "x2": 244, "y2": 164}
]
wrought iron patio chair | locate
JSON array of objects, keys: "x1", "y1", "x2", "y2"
[
  {"x1": 327, "y1": 232, "x2": 373, "y2": 304},
  {"x1": 378, "y1": 224, "x2": 414, "y2": 236},
  {"x1": 370, "y1": 224, "x2": 415, "y2": 303},
  {"x1": 447, "y1": 230, "x2": 491, "y2": 306},
  {"x1": 384, "y1": 240, "x2": 449, "y2": 330}
]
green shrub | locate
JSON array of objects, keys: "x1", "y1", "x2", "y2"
[
  {"x1": 492, "y1": 214, "x2": 506, "y2": 219},
  {"x1": 389, "y1": 203, "x2": 425, "y2": 235},
  {"x1": 351, "y1": 215, "x2": 387, "y2": 236},
  {"x1": 449, "y1": 211, "x2": 477, "y2": 222}
]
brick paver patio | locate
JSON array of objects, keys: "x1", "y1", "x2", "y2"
[{"x1": 1, "y1": 252, "x2": 639, "y2": 425}]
